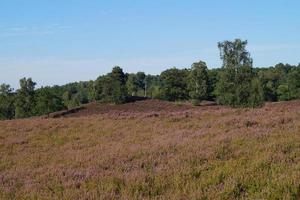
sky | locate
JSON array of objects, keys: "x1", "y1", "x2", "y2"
[{"x1": 0, "y1": 0, "x2": 300, "y2": 88}]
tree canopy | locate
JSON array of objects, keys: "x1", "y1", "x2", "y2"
[
  {"x1": 1, "y1": 39, "x2": 299, "y2": 120},
  {"x1": 188, "y1": 61, "x2": 209, "y2": 104},
  {"x1": 216, "y1": 39, "x2": 264, "y2": 107}
]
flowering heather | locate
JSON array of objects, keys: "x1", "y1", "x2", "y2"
[{"x1": 0, "y1": 100, "x2": 300, "y2": 199}]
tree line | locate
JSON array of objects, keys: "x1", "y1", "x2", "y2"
[{"x1": 1, "y1": 39, "x2": 300, "y2": 120}]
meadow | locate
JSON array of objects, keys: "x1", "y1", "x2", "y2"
[{"x1": 0, "y1": 100, "x2": 300, "y2": 199}]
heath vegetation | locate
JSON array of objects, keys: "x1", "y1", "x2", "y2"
[
  {"x1": 1, "y1": 39, "x2": 300, "y2": 199},
  {"x1": 0, "y1": 100, "x2": 300, "y2": 199}
]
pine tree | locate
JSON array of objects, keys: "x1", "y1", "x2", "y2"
[{"x1": 108, "y1": 66, "x2": 128, "y2": 104}]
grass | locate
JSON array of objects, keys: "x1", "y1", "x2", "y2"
[{"x1": 0, "y1": 100, "x2": 300, "y2": 199}]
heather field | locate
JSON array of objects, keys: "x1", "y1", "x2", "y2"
[{"x1": 0, "y1": 100, "x2": 300, "y2": 200}]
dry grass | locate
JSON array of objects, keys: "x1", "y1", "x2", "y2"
[{"x1": 0, "y1": 100, "x2": 300, "y2": 199}]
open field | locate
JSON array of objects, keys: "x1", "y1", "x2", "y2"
[{"x1": 0, "y1": 100, "x2": 300, "y2": 199}]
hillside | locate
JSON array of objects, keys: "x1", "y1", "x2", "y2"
[
  {"x1": 47, "y1": 99, "x2": 195, "y2": 118},
  {"x1": 0, "y1": 100, "x2": 300, "y2": 199}
]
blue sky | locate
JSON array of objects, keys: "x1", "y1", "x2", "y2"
[{"x1": 0, "y1": 0, "x2": 300, "y2": 88}]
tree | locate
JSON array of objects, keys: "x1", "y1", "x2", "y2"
[
  {"x1": 126, "y1": 74, "x2": 139, "y2": 96},
  {"x1": 62, "y1": 90, "x2": 71, "y2": 108},
  {"x1": 216, "y1": 39, "x2": 264, "y2": 107},
  {"x1": 14, "y1": 78, "x2": 36, "y2": 118},
  {"x1": 96, "y1": 67, "x2": 128, "y2": 104},
  {"x1": 207, "y1": 68, "x2": 220, "y2": 100},
  {"x1": 276, "y1": 84, "x2": 291, "y2": 101},
  {"x1": 62, "y1": 90, "x2": 83, "y2": 109},
  {"x1": 160, "y1": 68, "x2": 189, "y2": 101},
  {"x1": 257, "y1": 63, "x2": 300, "y2": 101},
  {"x1": 71, "y1": 92, "x2": 84, "y2": 107},
  {"x1": 144, "y1": 75, "x2": 161, "y2": 98},
  {"x1": 96, "y1": 75, "x2": 112, "y2": 101},
  {"x1": 274, "y1": 63, "x2": 293, "y2": 83},
  {"x1": 235, "y1": 64, "x2": 253, "y2": 106},
  {"x1": 34, "y1": 87, "x2": 65, "y2": 115},
  {"x1": 188, "y1": 61, "x2": 209, "y2": 104},
  {"x1": 250, "y1": 78, "x2": 265, "y2": 107},
  {"x1": 0, "y1": 84, "x2": 15, "y2": 120},
  {"x1": 136, "y1": 72, "x2": 146, "y2": 96},
  {"x1": 258, "y1": 68, "x2": 280, "y2": 101},
  {"x1": 109, "y1": 66, "x2": 128, "y2": 104},
  {"x1": 286, "y1": 66, "x2": 300, "y2": 99},
  {"x1": 86, "y1": 80, "x2": 98, "y2": 102}
]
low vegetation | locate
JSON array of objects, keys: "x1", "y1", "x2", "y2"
[
  {"x1": 0, "y1": 100, "x2": 300, "y2": 199},
  {"x1": 0, "y1": 38, "x2": 299, "y2": 199}
]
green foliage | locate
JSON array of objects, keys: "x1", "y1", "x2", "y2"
[
  {"x1": 250, "y1": 78, "x2": 265, "y2": 107},
  {"x1": 188, "y1": 61, "x2": 209, "y2": 102},
  {"x1": 126, "y1": 72, "x2": 146, "y2": 97},
  {"x1": 34, "y1": 87, "x2": 65, "y2": 115},
  {"x1": 86, "y1": 80, "x2": 98, "y2": 102},
  {"x1": 216, "y1": 39, "x2": 264, "y2": 107},
  {"x1": 14, "y1": 78, "x2": 36, "y2": 118},
  {"x1": 258, "y1": 64, "x2": 300, "y2": 102},
  {"x1": 277, "y1": 85, "x2": 290, "y2": 101},
  {"x1": 96, "y1": 75, "x2": 113, "y2": 101},
  {"x1": 1, "y1": 40, "x2": 300, "y2": 120},
  {"x1": 62, "y1": 90, "x2": 84, "y2": 109},
  {"x1": 144, "y1": 75, "x2": 161, "y2": 98},
  {"x1": 126, "y1": 74, "x2": 139, "y2": 96},
  {"x1": 258, "y1": 64, "x2": 291, "y2": 102},
  {"x1": 58, "y1": 82, "x2": 91, "y2": 109},
  {"x1": 235, "y1": 65, "x2": 254, "y2": 107},
  {"x1": 96, "y1": 66, "x2": 128, "y2": 104},
  {"x1": 160, "y1": 68, "x2": 189, "y2": 101},
  {"x1": 0, "y1": 84, "x2": 15, "y2": 120},
  {"x1": 258, "y1": 68, "x2": 280, "y2": 101},
  {"x1": 207, "y1": 68, "x2": 220, "y2": 100},
  {"x1": 108, "y1": 66, "x2": 128, "y2": 104},
  {"x1": 136, "y1": 72, "x2": 146, "y2": 92},
  {"x1": 286, "y1": 67, "x2": 300, "y2": 99}
]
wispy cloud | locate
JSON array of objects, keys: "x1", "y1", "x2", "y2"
[{"x1": 0, "y1": 24, "x2": 71, "y2": 37}]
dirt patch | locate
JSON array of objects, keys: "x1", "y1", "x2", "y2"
[{"x1": 55, "y1": 99, "x2": 194, "y2": 118}]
